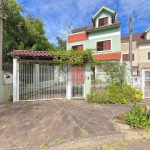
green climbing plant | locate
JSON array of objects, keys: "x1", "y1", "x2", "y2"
[{"x1": 52, "y1": 49, "x2": 93, "y2": 66}]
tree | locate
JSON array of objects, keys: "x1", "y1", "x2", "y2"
[
  {"x1": 3, "y1": 0, "x2": 56, "y2": 62},
  {"x1": 56, "y1": 36, "x2": 66, "y2": 50}
]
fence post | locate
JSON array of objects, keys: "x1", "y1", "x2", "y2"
[
  {"x1": 13, "y1": 59, "x2": 19, "y2": 102},
  {"x1": 66, "y1": 64, "x2": 72, "y2": 100}
]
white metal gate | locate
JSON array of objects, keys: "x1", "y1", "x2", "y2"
[
  {"x1": 142, "y1": 69, "x2": 150, "y2": 98},
  {"x1": 19, "y1": 62, "x2": 84, "y2": 100},
  {"x1": 19, "y1": 62, "x2": 66, "y2": 100}
]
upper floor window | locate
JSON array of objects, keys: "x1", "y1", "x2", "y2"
[
  {"x1": 148, "y1": 52, "x2": 150, "y2": 60},
  {"x1": 122, "y1": 54, "x2": 134, "y2": 61},
  {"x1": 72, "y1": 45, "x2": 83, "y2": 51},
  {"x1": 97, "y1": 40, "x2": 111, "y2": 51},
  {"x1": 98, "y1": 17, "x2": 108, "y2": 27}
]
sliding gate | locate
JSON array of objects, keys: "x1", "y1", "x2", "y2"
[{"x1": 19, "y1": 62, "x2": 84, "y2": 100}]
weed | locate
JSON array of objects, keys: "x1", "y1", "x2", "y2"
[
  {"x1": 43, "y1": 141, "x2": 49, "y2": 147},
  {"x1": 117, "y1": 113, "x2": 127, "y2": 124},
  {"x1": 80, "y1": 130, "x2": 89, "y2": 138},
  {"x1": 121, "y1": 142, "x2": 129, "y2": 148},
  {"x1": 105, "y1": 144, "x2": 114, "y2": 150},
  {"x1": 126, "y1": 103, "x2": 150, "y2": 130},
  {"x1": 88, "y1": 144, "x2": 93, "y2": 150},
  {"x1": 109, "y1": 119, "x2": 113, "y2": 123},
  {"x1": 55, "y1": 138, "x2": 64, "y2": 143},
  {"x1": 2, "y1": 126, "x2": 7, "y2": 129},
  {"x1": 72, "y1": 122, "x2": 77, "y2": 127}
]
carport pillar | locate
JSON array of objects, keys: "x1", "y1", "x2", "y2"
[
  {"x1": 66, "y1": 64, "x2": 72, "y2": 100},
  {"x1": 13, "y1": 58, "x2": 19, "y2": 102},
  {"x1": 84, "y1": 63, "x2": 91, "y2": 98}
]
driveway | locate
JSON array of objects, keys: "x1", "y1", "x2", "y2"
[{"x1": 0, "y1": 100, "x2": 133, "y2": 149}]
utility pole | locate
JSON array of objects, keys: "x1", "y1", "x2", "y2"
[
  {"x1": 129, "y1": 15, "x2": 132, "y2": 86},
  {"x1": 0, "y1": 0, "x2": 3, "y2": 71}
]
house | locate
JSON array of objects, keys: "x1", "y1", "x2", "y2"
[
  {"x1": 121, "y1": 28, "x2": 150, "y2": 98},
  {"x1": 67, "y1": 6, "x2": 121, "y2": 82}
]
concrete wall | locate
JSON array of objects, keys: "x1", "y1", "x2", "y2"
[{"x1": 0, "y1": 70, "x2": 13, "y2": 102}]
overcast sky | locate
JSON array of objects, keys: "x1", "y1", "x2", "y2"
[{"x1": 17, "y1": 0, "x2": 150, "y2": 45}]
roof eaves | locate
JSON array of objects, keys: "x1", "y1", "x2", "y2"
[{"x1": 141, "y1": 28, "x2": 150, "y2": 37}]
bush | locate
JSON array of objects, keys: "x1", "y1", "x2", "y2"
[
  {"x1": 86, "y1": 89, "x2": 108, "y2": 104},
  {"x1": 107, "y1": 84, "x2": 143, "y2": 104},
  {"x1": 126, "y1": 103, "x2": 150, "y2": 130}
]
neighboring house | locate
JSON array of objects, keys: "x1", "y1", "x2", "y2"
[
  {"x1": 67, "y1": 6, "x2": 121, "y2": 82},
  {"x1": 121, "y1": 28, "x2": 150, "y2": 98}
]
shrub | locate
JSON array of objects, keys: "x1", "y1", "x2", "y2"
[
  {"x1": 126, "y1": 103, "x2": 150, "y2": 130},
  {"x1": 107, "y1": 84, "x2": 143, "y2": 104},
  {"x1": 86, "y1": 89, "x2": 108, "y2": 104}
]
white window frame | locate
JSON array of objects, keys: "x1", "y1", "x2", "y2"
[{"x1": 97, "y1": 16, "x2": 108, "y2": 27}]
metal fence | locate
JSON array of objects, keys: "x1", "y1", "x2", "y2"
[
  {"x1": 3, "y1": 62, "x2": 13, "y2": 72},
  {"x1": 19, "y1": 62, "x2": 84, "y2": 101}
]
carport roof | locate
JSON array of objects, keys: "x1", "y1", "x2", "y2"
[{"x1": 7, "y1": 50, "x2": 54, "y2": 60}]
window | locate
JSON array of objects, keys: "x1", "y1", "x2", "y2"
[
  {"x1": 97, "y1": 40, "x2": 111, "y2": 51},
  {"x1": 122, "y1": 54, "x2": 134, "y2": 61},
  {"x1": 98, "y1": 17, "x2": 108, "y2": 27},
  {"x1": 148, "y1": 52, "x2": 150, "y2": 60},
  {"x1": 72, "y1": 45, "x2": 83, "y2": 51}
]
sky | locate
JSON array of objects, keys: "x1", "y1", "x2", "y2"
[{"x1": 17, "y1": 0, "x2": 150, "y2": 45}]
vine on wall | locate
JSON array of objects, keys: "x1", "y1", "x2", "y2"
[{"x1": 52, "y1": 49, "x2": 93, "y2": 66}]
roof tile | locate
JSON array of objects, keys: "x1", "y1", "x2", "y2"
[
  {"x1": 122, "y1": 32, "x2": 150, "y2": 43},
  {"x1": 7, "y1": 50, "x2": 54, "y2": 57},
  {"x1": 72, "y1": 19, "x2": 120, "y2": 33}
]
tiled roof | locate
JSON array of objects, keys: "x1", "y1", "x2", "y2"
[
  {"x1": 122, "y1": 32, "x2": 150, "y2": 43},
  {"x1": 72, "y1": 20, "x2": 120, "y2": 33},
  {"x1": 7, "y1": 50, "x2": 54, "y2": 57}
]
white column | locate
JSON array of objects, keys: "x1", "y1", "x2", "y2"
[
  {"x1": 142, "y1": 69, "x2": 145, "y2": 99},
  {"x1": 83, "y1": 63, "x2": 91, "y2": 98},
  {"x1": 13, "y1": 59, "x2": 19, "y2": 102},
  {"x1": 66, "y1": 65, "x2": 72, "y2": 100}
]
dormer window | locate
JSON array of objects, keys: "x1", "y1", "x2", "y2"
[{"x1": 98, "y1": 17, "x2": 108, "y2": 27}]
